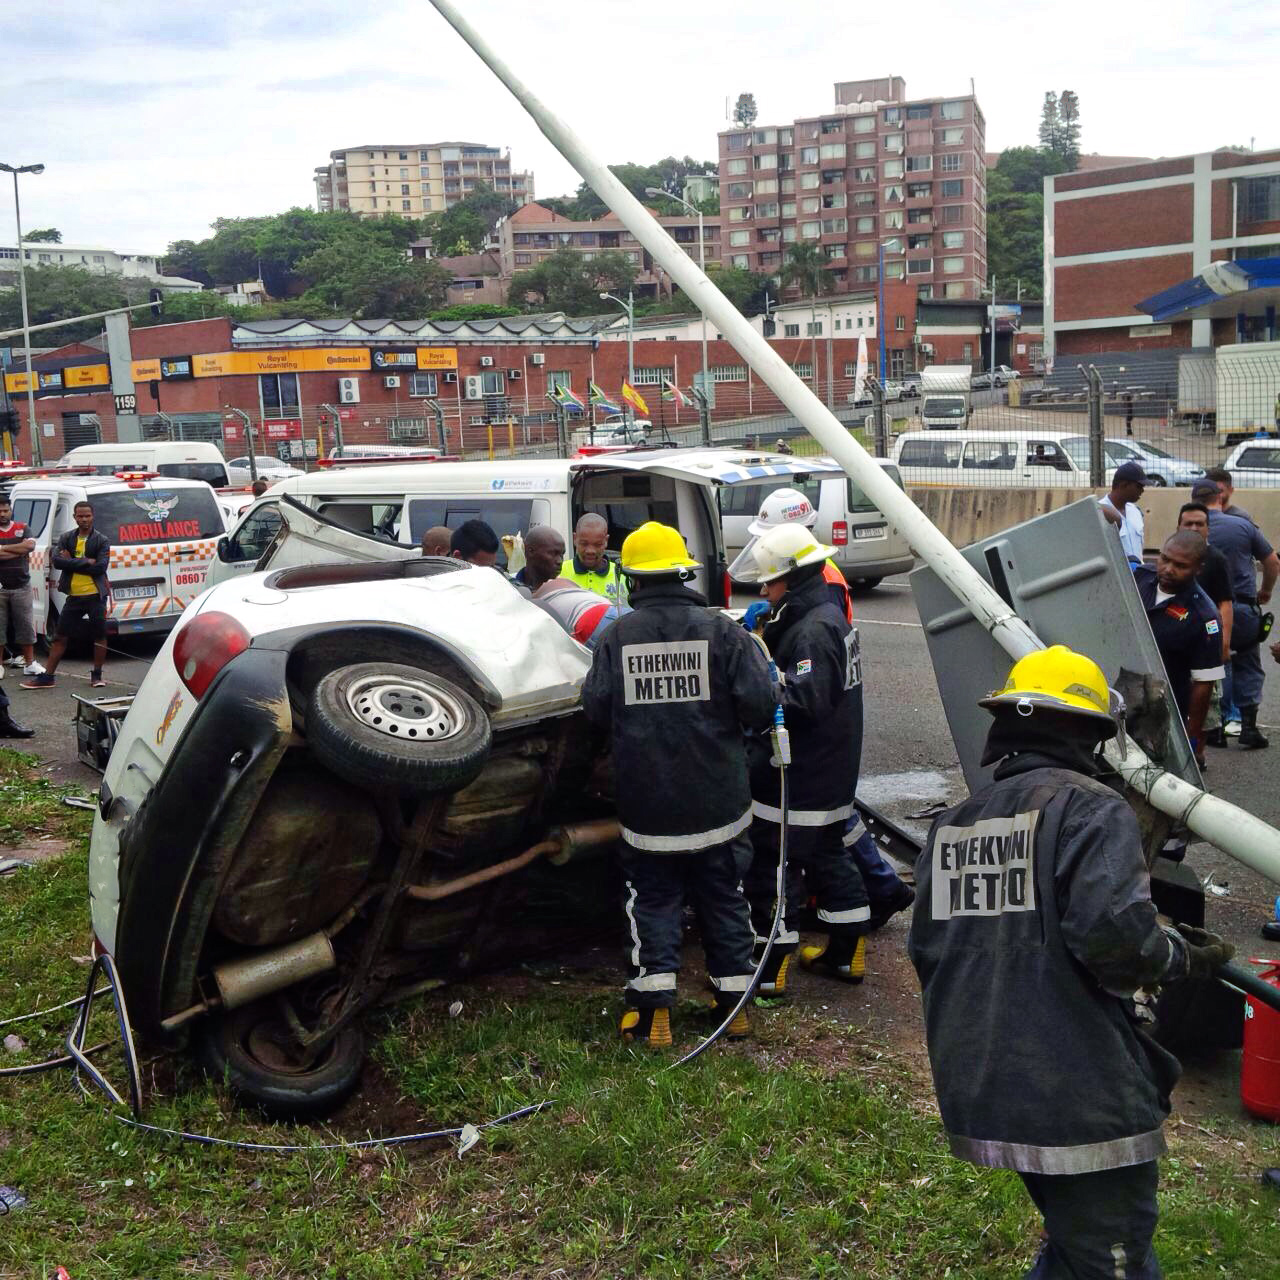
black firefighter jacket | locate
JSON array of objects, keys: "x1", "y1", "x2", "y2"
[
  {"x1": 582, "y1": 582, "x2": 776, "y2": 852},
  {"x1": 907, "y1": 751, "x2": 1187, "y2": 1175},
  {"x1": 749, "y1": 573, "x2": 862, "y2": 826}
]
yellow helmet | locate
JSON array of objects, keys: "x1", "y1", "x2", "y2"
[
  {"x1": 620, "y1": 521, "x2": 701, "y2": 575},
  {"x1": 979, "y1": 645, "x2": 1116, "y2": 731}
]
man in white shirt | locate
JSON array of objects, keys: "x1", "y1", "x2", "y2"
[{"x1": 1099, "y1": 461, "x2": 1148, "y2": 568}]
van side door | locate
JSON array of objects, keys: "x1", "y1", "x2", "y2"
[{"x1": 9, "y1": 488, "x2": 56, "y2": 640}]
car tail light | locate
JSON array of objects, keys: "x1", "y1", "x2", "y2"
[
  {"x1": 722, "y1": 569, "x2": 732, "y2": 606},
  {"x1": 831, "y1": 521, "x2": 849, "y2": 546},
  {"x1": 173, "y1": 611, "x2": 250, "y2": 698}
]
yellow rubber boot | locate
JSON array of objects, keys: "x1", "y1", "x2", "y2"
[
  {"x1": 713, "y1": 997, "x2": 751, "y2": 1040},
  {"x1": 799, "y1": 935, "x2": 867, "y2": 984},
  {"x1": 619, "y1": 1007, "x2": 673, "y2": 1047}
]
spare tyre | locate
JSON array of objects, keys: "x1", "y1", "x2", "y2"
[{"x1": 307, "y1": 662, "x2": 491, "y2": 793}]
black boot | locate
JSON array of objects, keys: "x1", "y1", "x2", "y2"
[
  {"x1": 1239, "y1": 706, "x2": 1269, "y2": 750},
  {"x1": 0, "y1": 710, "x2": 34, "y2": 739},
  {"x1": 1204, "y1": 726, "x2": 1229, "y2": 749}
]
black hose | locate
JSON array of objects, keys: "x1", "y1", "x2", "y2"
[{"x1": 1218, "y1": 961, "x2": 1280, "y2": 1013}]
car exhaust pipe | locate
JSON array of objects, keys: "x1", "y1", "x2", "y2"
[
  {"x1": 546, "y1": 819, "x2": 622, "y2": 866},
  {"x1": 212, "y1": 932, "x2": 336, "y2": 1012}
]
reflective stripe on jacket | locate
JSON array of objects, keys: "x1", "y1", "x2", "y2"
[{"x1": 560, "y1": 555, "x2": 627, "y2": 604}]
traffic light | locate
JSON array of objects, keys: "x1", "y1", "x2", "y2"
[
  {"x1": 149, "y1": 288, "x2": 163, "y2": 319},
  {"x1": 0, "y1": 408, "x2": 19, "y2": 438}
]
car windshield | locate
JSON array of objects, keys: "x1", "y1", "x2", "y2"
[
  {"x1": 157, "y1": 462, "x2": 229, "y2": 485},
  {"x1": 89, "y1": 486, "x2": 225, "y2": 544},
  {"x1": 923, "y1": 397, "x2": 966, "y2": 417},
  {"x1": 1135, "y1": 440, "x2": 1174, "y2": 459}
]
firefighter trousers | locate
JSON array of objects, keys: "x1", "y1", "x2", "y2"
[
  {"x1": 619, "y1": 834, "x2": 757, "y2": 1009},
  {"x1": 745, "y1": 819, "x2": 870, "y2": 949}
]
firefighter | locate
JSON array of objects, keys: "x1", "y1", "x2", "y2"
[
  {"x1": 735, "y1": 489, "x2": 915, "y2": 948},
  {"x1": 742, "y1": 523, "x2": 872, "y2": 991},
  {"x1": 908, "y1": 645, "x2": 1234, "y2": 1278},
  {"x1": 581, "y1": 521, "x2": 776, "y2": 1046}
]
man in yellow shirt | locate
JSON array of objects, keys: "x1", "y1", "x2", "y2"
[{"x1": 23, "y1": 501, "x2": 111, "y2": 690}]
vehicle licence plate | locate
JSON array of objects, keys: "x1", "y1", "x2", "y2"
[
  {"x1": 114, "y1": 584, "x2": 158, "y2": 600},
  {"x1": 854, "y1": 526, "x2": 886, "y2": 540}
]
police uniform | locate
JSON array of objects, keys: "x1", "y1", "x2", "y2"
[
  {"x1": 1133, "y1": 566, "x2": 1225, "y2": 719},
  {"x1": 581, "y1": 568, "x2": 775, "y2": 1019},
  {"x1": 746, "y1": 569, "x2": 869, "y2": 967},
  {"x1": 1207, "y1": 509, "x2": 1273, "y2": 716},
  {"x1": 560, "y1": 554, "x2": 627, "y2": 604}
]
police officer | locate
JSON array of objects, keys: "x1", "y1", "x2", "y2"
[
  {"x1": 581, "y1": 521, "x2": 775, "y2": 1046},
  {"x1": 742, "y1": 523, "x2": 871, "y2": 991},
  {"x1": 909, "y1": 645, "x2": 1233, "y2": 1279},
  {"x1": 561, "y1": 513, "x2": 626, "y2": 603},
  {"x1": 1134, "y1": 532, "x2": 1226, "y2": 766},
  {"x1": 736, "y1": 490, "x2": 914, "y2": 946}
]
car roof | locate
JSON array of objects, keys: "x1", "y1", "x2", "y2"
[
  {"x1": 8, "y1": 474, "x2": 215, "y2": 495},
  {"x1": 895, "y1": 428, "x2": 1088, "y2": 445}
]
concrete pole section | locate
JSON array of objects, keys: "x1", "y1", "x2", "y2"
[{"x1": 425, "y1": 0, "x2": 1280, "y2": 885}]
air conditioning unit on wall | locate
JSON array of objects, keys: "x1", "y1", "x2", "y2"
[
  {"x1": 464, "y1": 375, "x2": 485, "y2": 399},
  {"x1": 338, "y1": 377, "x2": 361, "y2": 404},
  {"x1": 443, "y1": 371, "x2": 458, "y2": 384},
  {"x1": 383, "y1": 375, "x2": 401, "y2": 389},
  {"x1": 530, "y1": 353, "x2": 546, "y2": 366},
  {"x1": 479, "y1": 356, "x2": 495, "y2": 368},
  {"x1": 508, "y1": 368, "x2": 522, "y2": 380}
]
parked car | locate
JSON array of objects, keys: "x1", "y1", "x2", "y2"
[
  {"x1": 225, "y1": 456, "x2": 304, "y2": 487},
  {"x1": 1104, "y1": 438, "x2": 1204, "y2": 487},
  {"x1": 993, "y1": 365, "x2": 1020, "y2": 385},
  {"x1": 970, "y1": 371, "x2": 994, "y2": 390},
  {"x1": 1222, "y1": 439, "x2": 1280, "y2": 488},
  {"x1": 893, "y1": 428, "x2": 1144, "y2": 488},
  {"x1": 569, "y1": 418, "x2": 649, "y2": 448},
  {"x1": 60, "y1": 441, "x2": 230, "y2": 488}
]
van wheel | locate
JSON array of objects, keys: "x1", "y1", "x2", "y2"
[
  {"x1": 849, "y1": 577, "x2": 883, "y2": 594},
  {"x1": 37, "y1": 605, "x2": 58, "y2": 657},
  {"x1": 197, "y1": 1000, "x2": 364, "y2": 1118},
  {"x1": 307, "y1": 662, "x2": 491, "y2": 793}
]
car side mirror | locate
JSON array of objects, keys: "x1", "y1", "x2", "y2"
[{"x1": 216, "y1": 536, "x2": 233, "y2": 562}]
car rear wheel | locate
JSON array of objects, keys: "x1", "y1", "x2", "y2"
[
  {"x1": 849, "y1": 577, "x2": 883, "y2": 594},
  {"x1": 197, "y1": 999, "x2": 364, "y2": 1118},
  {"x1": 307, "y1": 662, "x2": 491, "y2": 793},
  {"x1": 1147, "y1": 474, "x2": 1167, "y2": 486}
]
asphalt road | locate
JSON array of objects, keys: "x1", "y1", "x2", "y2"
[{"x1": 10, "y1": 572, "x2": 1280, "y2": 962}]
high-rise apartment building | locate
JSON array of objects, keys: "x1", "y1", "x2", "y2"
[
  {"x1": 718, "y1": 77, "x2": 987, "y2": 301},
  {"x1": 315, "y1": 142, "x2": 534, "y2": 217}
]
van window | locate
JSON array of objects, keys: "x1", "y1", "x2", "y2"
[
  {"x1": 1025, "y1": 441, "x2": 1072, "y2": 471},
  {"x1": 231, "y1": 503, "x2": 282, "y2": 562},
  {"x1": 315, "y1": 500, "x2": 404, "y2": 540},
  {"x1": 720, "y1": 478, "x2": 822, "y2": 517},
  {"x1": 898, "y1": 439, "x2": 963, "y2": 469},
  {"x1": 1236, "y1": 447, "x2": 1280, "y2": 471},
  {"x1": 576, "y1": 471, "x2": 680, "y2": 551},
  {"x1": 157, "y1": 461, "x2": 230, "y2": 486},
  {"x1": 963, "y1": 440, "x2": 1017, "y2": 471},
  {"x1": 406, "y1": 497, "x2": 535, "y2": 570},
  {"x1": 9, "y1": 497, "x2": 51, "y2": 537},
  {"x1": 89, "y1": 487, "x2": 225, "y2": 545},
  {"x1": 847, "y1": 466, "x2": 904, "y2": 514}
]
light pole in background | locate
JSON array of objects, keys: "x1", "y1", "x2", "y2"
[
  {"x1": 599, "y1": 288, "x2": 635, "y2": 387},
  {"x1": 646, "y1": 187, "x2": 709, "y2": 400},
  {"x1": 222, "y1": 407, "x2": 258, "y2": 482},
  {"x1": 1, "y1": 161, "x2": 46, "y2": 464}
]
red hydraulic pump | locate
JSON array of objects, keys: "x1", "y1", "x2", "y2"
[{"x1": 1242, "y1": 959, "x2": 1280, "y2": 1122}]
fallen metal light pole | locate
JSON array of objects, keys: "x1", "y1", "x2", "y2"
[{"x1": 424, "y1": 0, "x2": 1280, "y2": 887}]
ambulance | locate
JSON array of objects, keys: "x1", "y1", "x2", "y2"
[{"x1": 5, "y1": 471, "x2": 227, "y2": 638}]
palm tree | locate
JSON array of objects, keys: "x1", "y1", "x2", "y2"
[{"x1": 780, "y1": 243, "x2": 835, "y2": 394}]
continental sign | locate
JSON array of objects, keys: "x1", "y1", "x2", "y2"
[{"x1": 4, "y1": 363, "x2": 110, "y2": 395}]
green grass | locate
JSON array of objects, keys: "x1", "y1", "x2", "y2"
[
  {"x1": 790, "y1": 427, "x2": 870, "y2": 458},
  {"x1": 1, "y1": 765, "x2": 1278, "y2": 1277}
]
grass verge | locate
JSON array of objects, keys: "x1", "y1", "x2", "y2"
[{"x1": 1, "y1": 772, "x2": 1277, "y2": 1276}]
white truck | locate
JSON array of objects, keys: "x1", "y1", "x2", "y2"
[
  {"x1": 1214, "y1": 341, "x2": 1280, "y2": 445},
  {"x1": 919, "y1": 365, "x2": 972, "y2": 429}
]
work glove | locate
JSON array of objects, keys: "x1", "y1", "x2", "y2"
[
  {"x1": 1174, "y1": 922, "x2": 1235, "y2": 981},
  {"x1": 742, "y1": 601, "x2": 771, "y2": 632}
]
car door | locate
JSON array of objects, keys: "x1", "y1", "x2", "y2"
[
  {"x1": 207, "y1": 500, "x2": 284, "y2": 585},
  {"x1": 9, "y1": 488, "x2": 56, "y2": 640}
]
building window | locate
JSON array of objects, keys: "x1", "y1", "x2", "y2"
[
  {"x1": 398, "y1": 152, "x2": 408, "y2": 160},
  {"x1": 942, "y1": 230, "x2": 965, "y2": 249},
  {"x1": 943, "y1": 282, "x2": 966, "y2": 298},
  {"x1": 942, "y1": 256, "x2": 965, "y2": 274},
  {"x1": 792, "y1": 362, "x2": 813, "y2": 378},
  {"x1": 259, "y1": 374, "x2": 300, "y2": 418},
  {"x1": 801, "y1": 221, "x2": 821, "y2": 239},
  {"x1": 819, "y1": 142, "x2": 846, "y2": 160},
  {"x1": 731, "y1": 254, "x2": 751, "y2": 268},
  {"x1": 884, "y1": 210, "x2": 904, "y2": 229},
  {"x1": 400, "y1": 183, "x2": 410, "y2": 195},
  {"x1": 633, "y1": 366, "x2": 673, "y2": 385},
  {"x1": 895, "y1": 315, "x2": 906, "y2": 332},
  {"x1": 940, "y1": 153, "x2": 963, "y2": 172},
  {"x1": 908, "y1": 234, "x2": 932, "y2": 250},
  {"x1": 854, "y1": 242, "x2": 875, "y2": 258},
  {"x1": 854, "y1": 265, "x2": 879, "y2": 283},
  {"x1": 941, "y1": 179, "x2": 965, "y2": 198},
  {"x1": 546, "y1": 370, "x2": 572, "y2": 393},
  {"x1": 783, "y1": 324, "x2": 800, "y2": 337},
  {"x1": 800, "y1": 147, "x2": 819, "y2": 165},
  {"x1": 410, "y1": 372, "x2": 439, "y2": 397},
  {"x1": 918, "y1": 286, "x2": 934, "y2": 299},
  {"x1": 753, "y1": 128, "x2": 778, "y2": 144},
  {"x1": 907, "y1": 182, "x2": 932, "y2": 199},
  {"x1": 514, "y1": 252, "x2": 532, "y2": 265},
  {"x1": 906, "y1": 258, "x2": 933, "y2": 275},
  {"x1": 1244, "y1": 176, "x2": 1280, "y2": 223},
  {"x1": 852, "y1": 115, "x2": 875, "y2": 133},
  {"x1": 729, "y1": 230, "x2": 751, "y2": 247},
  {"x1": 822, "y1": 192, "x2": 845, "y2": 209},
  {"x1": 1029, "y1": 342, "x2": 1045, "y2": 362},
  {"x1": 753, "y1": 153, "x2": 778, "y2": 170},
  {"x1": 884, "y1": 133, "x2": 904, "y2": 152},
  {"x1": 884, "y1": 107, "x2": 902, "y2": 124},
  {"x1": 855, "y1": 216, "x2": 875, "y2": 233},
  {"x1": 939, "y1": 128, "x2": 966, "y2": 146},
  {"x1": 882, "y1": 159, "x2": 904, "y2": 179},
  {"x1": 480, "y1": 371, "x2": 506, "y2": 395},
  {"x1": 822, "y1": 218, "x2": 847, "y2": 234},
  {"x1": 726, "y1": 132, "x2": 751, "y2": 152},
  {"x1": 728, "y1": 206, "x2": 752, "y2": 222},
  {"x1": 781, "y1": 201, "x2": 797, "y2": 217},
  {"x1": 906, "y1": 155, "x2": 933, "y2": 172},
  {"x1": 797, "y1": 172, "x2": 819, "y2": 190},
  {"x1": 755, "y1": 202, "x2": 780, "y2": 218},
  {"x1": 806, "y1": 322, "x2": 822, "y2": 336},
  {"x1": 855, "y1": 140, "x2": 876, "y2": 159},
  {"x1": 942, "y1": 204, "x2": 965, "y2": 225},
  {"x1": 782, "y1": 225, "x2": 797, "y2": 242},
  {"x1": 853, "y1": 191, "x2": 876, "y2": 209},
  {"x1": 711, "y1": 365, "x2": 747, "y2": 382},
  {"x1": 907, "y1": 104, "x2": 932, "y2": 120},
  {"x1": 940, "y1": 101, "x2": 966, "y2": 120},
  {"x1": 755, "y1": 178, "x2": 778, "y2": 195},
  {"x1": 401, "y1": 200, "x2": 411, "y2": 211},
  {"x1": 802, "y1": 197, "x2": 821, "y2": 214},
  {"x1": 727, "y1": 157, "x2": 748, "y2": 175},
  {"x1": 883, "y1": 260, "x2": 904, "y2": 280},
  {"x1": 963, "y1": 343, "x2": 973, "y2": 362},
  {"x1": 855, "y1": 167, "x2": 877, "y2": 184}
]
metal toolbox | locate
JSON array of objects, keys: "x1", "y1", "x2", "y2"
[{"x1": 72, "y1": 694, "x2": 134, "y2": 773}]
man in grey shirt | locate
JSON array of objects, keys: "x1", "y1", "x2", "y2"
[{"x1": 1193, "y1": 480, "x2": 1279, "y2": 749}]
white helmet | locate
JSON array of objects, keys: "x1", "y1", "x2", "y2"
[
  {"x1": 747, "y1": 487, "x2": 818, "y2": 537},
  {"x1": 747, "y1": 523, "x2": 836, "y2": 584}
]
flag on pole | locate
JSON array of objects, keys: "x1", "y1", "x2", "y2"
[
  {"x1": 661, "y1": 377, "x2": 691, "y2": 407},
  {"x1": 554, "y1": 383, "x2": 585, "y2": 413},
  {"x1": 588, "y1": 381, "x2": 622, "y2": 414},
  {"x1": 621, "y1": 382, "x2": 650, "y2": 416},
  {"x1": 853, "y1": 333, "x2": 869, "y2": 404}
]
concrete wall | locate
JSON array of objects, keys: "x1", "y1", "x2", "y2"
[{"x1": 909, "y1": 486, "x2": 1280, "y2": 553}]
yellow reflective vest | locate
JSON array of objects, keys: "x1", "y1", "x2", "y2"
[{"x1": 560, "y1": 556, "x2": 628, "y2": 603}]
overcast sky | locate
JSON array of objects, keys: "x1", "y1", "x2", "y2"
[{"x1": 2, "y1": 0, "x2": 1274, "y2": 256}]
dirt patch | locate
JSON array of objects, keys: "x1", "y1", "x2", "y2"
[{"x1": 0, "y1": 836, "x2": 76, "y2": 864}]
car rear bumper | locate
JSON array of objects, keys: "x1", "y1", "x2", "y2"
[
  {"x1": 833, "y1": 552, "x2": 915, "y2": 579},
  {"x1": 110, "y1": 644, "x2": 293, "y2": 1039}
]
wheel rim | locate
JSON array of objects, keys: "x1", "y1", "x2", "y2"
[{"x1": 345, "y1": 673, "x2": 467, "y2": 742}]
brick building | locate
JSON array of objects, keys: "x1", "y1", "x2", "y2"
[
  {"x1": 717, "y1": 76, "x2": 987, "y2": 303},
  {"x1": 3, "y1": 315, "x2": 883, "y2": 461},
  {"x1": 497, "y1": 203, "x2": 721, "y2": 299},
  {"x1": 315, "y1": 142, "x2": 533, "y2": 217},
  {"x1": 1044, "y1": 146, "x2": 1280, "y2": 360}
]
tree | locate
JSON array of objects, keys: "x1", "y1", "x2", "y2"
[
  {"x1": 434, "y1": 205, "x2": 487, "y2": 257},
  {"x1": 733, "y1": 94, "x2": 758, "y2": 129},
  {"x1": 294, "y1": 240, "x2": 451, "y2": 318},
  {"x1": 982, "y1": 148, "x2": 1069, "y2": 300},
  {"x1": 554, "y1": 156, "x2": 719, "y2": 220},
  {"x1": 1058, "y1": 90, "x2": 1081, "y2": 170},
  {"x1": 429, "y1": 303, "x2": 520, "y2": 321},
  {"x1": 1037, "y1": 92, "x2": 1061, "y2": 154},
  {"x1": 23, "y1": 228, "x2": 61, "y2": 243},
  {"x1": 704, "y1": 264, "x2": 775, "y2": 317},
  {"x1": 780, "y1": 243, "x2": 835, "y2": 390},
  {"x1": 0, "y1": 264, "x2": 146, "y2": 343},
  {"x1": 507, "y1": 248, "x2": 636, "y2": 315}
]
